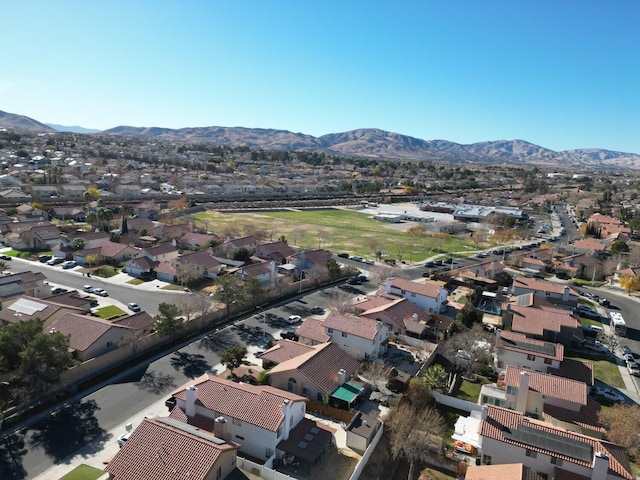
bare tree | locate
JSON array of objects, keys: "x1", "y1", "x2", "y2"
[
  {"x1": 359, "y1": 359, "x2": 390, "y2": 390},
  {"x1": 290, "y1": 226, "x2": 307, "y2": 245},
  {"x1": 444, "y1": 323, "x2": 494, "y2": 378},
  {"x1": 385, "y1": 403, "x2": 445, "y2": 480},
  {"x1": 175, "y1": 293, "x2": 214, "y2": 322},
  {"x1": 327, "y1": 290, "x2": 357, "y2": 315}
]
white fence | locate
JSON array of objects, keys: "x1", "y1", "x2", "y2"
[
  {"x1": 237, "y1": 457, "x2": 297, "y2": 480},
  {"x1": 432, "y1": 391, "x2": 482, "y2": 413},
  {"x1": 348, "y1": 423, "x2": 385, "y2": 480}
]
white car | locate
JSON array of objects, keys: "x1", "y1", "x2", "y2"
[
  {"x1": 286, "y1": 315, "x2": 302, "y2": 324},
  {"x1": 628, "y1": 361, "x2": 640, "y2": 377},
  {"x1": 83, "y1": 285, "x2": 94, "y2": 293},
  {"x1": 128, "y1": 302, "x2": 141, "y2": 312},
  {"x1": 591, "y1": 386, "x2": 624, "y2": 404},
  {"x1": 583, "y1": 340, "x2": 609, "y2": 354}
]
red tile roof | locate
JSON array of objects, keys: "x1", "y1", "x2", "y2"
[
  {"x1": 172, "y1": 374, "x2": 306, "y2": 432},
  {"x1": 323, "y1": 312, "x2": 381, "y2": 340},
  {"x1": 509, "y1": 304, "x2": 579, "y2": 337},
  {"x1": 48, "y1": 312, "x2": 133, "y2": 352},
  {"x1": 105, "y1": 416, "x2": 239, "y2": 480},
  {"x1": 505, "y1": 366, "x2": 588, "y2": 405},
  {"x1": 268, "y1": 342, "x2": 361, "y2": 395},
  {"x1": 480, "y1": 405, "x2": 632, "y2": 480},
  {"x1": 512, "y1": 276, "x2": 580, "y2": 296},
  {"x1": 496, "y1": 331, "x2": 564, "y2": 361},
  {"x1": 260, "y1": 339, "x2": 317, "y2": 364},
  {"x1": 382, "y1": 277, "x2": 445, "y2": 298},
  {"x1": 465, "y1": 463, "x2": 544, "y2": 480},
  {"x1": 295, "y1": 318, "x2": 331, "y2": 344}
]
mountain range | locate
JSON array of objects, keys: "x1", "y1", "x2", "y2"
[{"x1": 1, "y1": 109, "x2": 639, "y2": 169}]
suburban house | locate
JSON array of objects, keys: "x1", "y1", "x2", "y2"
[
  {"x1": 133, "y1": 200, "x2": 160, "y2": 219},
  {"x1": 613, "y1": 265, "x2": 640, "y2": 289},
  {"x1": 5, "y1": 223, "x2": 60, "y2": 251},
  {"x1": 139, "y1": 243, "x2": 180, "y2": 263},
  {"x1": 59, "y1": 231, "x2": 110, "y2": 249},
  {"x1": 267, "y1": 342, "x2": 362, "y2": 409},
  {"x1": 521, "y1": 257, "x2": 546, "y2": 273},
  {"x1": 105, "y1": 416, "x2": 240, "y2": 480},
  {"x1": 73, "y1": 242, "x2": 139, "y2": 266},
  {"x1": 168, "y1": 374, "x2": 309, "y2": 463},
  {"x1": 475, "y1": 405, "x2": 632, "y2": 480},
  {"x1": 178, "y1": 231, "x2": 220, "y2": 250},
  {"x1": 460, "y1": 260, "x2": 505, "y2": 280},
  {"x1": 173, "y1": 250, "x2": 224, "y2": 282},
  {"x1": 223, "y1": 235, "x2": 258, "y2": 256},
  {"x1": 556, "y1": 253, "x2": 599, "y2": 279},
  {"x1": 378, "y1": 277, "x2": 449, "y2": 313},
  {"x1": 355, "y1": 296, "x2": 433, "y2": 338},
  {"x1": 123, "y1": 256, "x2": 158, "y2": 278},
  {"x1": 286, "y1": 249, "x2": 333, "y2": 280},
  {"x1": 47, "y1": 312, "x2": 139, "y2": 361},
  {"x1": 587, "y1": 213, "x2": 632, "y2": 238},
  {"x1": 0, "y1": 272, "x2": 49, "y2": 301},
  {"x1": 503, "y1": 295, "x2": 582, "y2": 346},
  {"x1": 0, "y1": 295, "x2": 88, "y2": 328},
  {"x1": 48, "y1": 206, "x2": 86, "y2": 222},
  {"x1": 566, "y1": 238, "x2": 610, "y2": 258},
  {"x1": 256, "y1": 241, "x2": 296, "y2": 263},
  {"x1": 494, "y1": 331, "x2": 563, "y2": 373},
  {"x1": 148, "y1": 223, "x2": 192, "y2": 242},
  {"x1": 127, "y1": 216, "x2": 156, "y2": 233},
  {"x1": 235, "y1": 261, "x2": 276, "y2": 285},
  {"x1": 479, "y1": 367, "x2": 602, "y2": 438},
  {"x1": 259, "y1": 340, "x2": 318, "y2": 369},
  {"x1": 511, "y1": 276, "x2": 580, "y2": 308}
]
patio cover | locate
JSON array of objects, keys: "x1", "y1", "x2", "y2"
[
  {"x1": 331, "y1": 382, "x2": 362, "y2": 403},
  {"x1": 277, "y1": 417, "x2": 335, "y2": 463}
]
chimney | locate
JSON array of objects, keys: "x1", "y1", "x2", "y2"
[
  {"x1": 385, "y1": 277, "x2": 393, "y2": 294},
  {"x1": 185, "y1": 385, "x2": 197, "y2": 418},
  {"x1": 591, "y1": 452, "x2": 609, "y2": 479},
  {"x1": 281, "y1": 401, "x2": 291, "y2": 440},
  {"x1": 213, "y1": 416, "x2": 228, "y2": 440},
  {"x1": 515, "y1": 372, "x2": 530, "y2": 413},
  {"x1": 481, "y1": 405, "x2": 488, "y2": 421},
  {"x1": 562, "y1": 285, "x2": 570, "y2": 302},
  {"x1": 412, "y1": 313, "x2": 418, "y2": 322},
  {"x1": 338, "y1": 369, "x2": 346, "y2": 386}
]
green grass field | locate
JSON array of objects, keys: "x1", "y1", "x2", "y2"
[
  {"x1": 189, "y1": 208, "x2": 479, "y2": 261},
  {"x1": 60, "y1": 464, "x2": 105, "y2": 480},
  {"x1": 94, "y1": 305, "x2": 126, "y2": 320},
  {"x1": 568, "y1": 355, "x2": 625, "y2": 388}
]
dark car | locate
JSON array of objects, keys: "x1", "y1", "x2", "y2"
[
  {"x1": 0, "y1": 254, "x2": 11, "y2": 261},
  {"x1": 424, "y1": 261, "x2": 435, "y2": 268},
  {"x1": 38, "y1": 255, "x2": 52, "y2": 263},
  {"x1": 337, "y1": 252, "x2": 349, "y2": 259},
  {"x1": 347, "y1": 277, "x2": 361, "y2": 285},
  {"x1": 281, "y1": 329, "x2": 299, "y2": 341},
  {"x1": 310, "y1": 306, "x2": 324, "y2": 315}
]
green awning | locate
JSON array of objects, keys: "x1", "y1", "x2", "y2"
[{"x1": 331, "y1": 382, "x2": 361, "y2": 403}]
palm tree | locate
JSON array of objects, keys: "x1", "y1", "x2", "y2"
[
  {"x1": 97, "y1": 208, "x2": 113, "y2": 232},
  {"x1": 86, "y1": 211, "x2": 98, "y2": 231},
  {"x1": 422, "y1": 364, "x2": 448, "y2": 394}
]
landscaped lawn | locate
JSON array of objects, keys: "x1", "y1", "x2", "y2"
[
  {"x1": 94, "y1": 305, "x2": 127, "y2": 320},
  {"x1": 579, "y1": 317, "x2": 603, "y2": 327},
  {"x1": 92, "y1": 266, "x2": 119, "y2": 278},
  {"x1": 568, "y1": 356, "x2": 625, "y2": 388},
  {"x1": 189, "y1": 208, "x2": 480, "y2": 261},
  {"x1": 60, "y1": 464, "x2": 105, "y2": 480},
  {"x1": 456, "y1": 377, "x2": 490, "y2": 403},
  {"x1": 127, "y1": 278, "x2": 145, "y2": 285},
  {"x1": 0, "y1": 249, "x2": 20, "y2": 257}
]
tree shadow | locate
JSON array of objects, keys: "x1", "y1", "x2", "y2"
[
  {"x1": 136, "y1": 371, "x2": 177, "y2": 394},
  {"x1": 0, "y1": 432, "x2": 28, "y2": 480},
  {"x1": 232, "y1": 324, "x2": 269, "y2": 346},
  {"x1": 199, "y1": 330, "x2": 236, "y2": 353},
  {"x1": 170, "y1": 352, "x2": 212, "y2": 378},
  {"x1": 28, "y1": 399, "x2": 108, "y2": 463}
]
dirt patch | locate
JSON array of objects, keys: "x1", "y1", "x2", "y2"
[{"x1": 310, "y1": 447, "x2": 361, "y2": 480}]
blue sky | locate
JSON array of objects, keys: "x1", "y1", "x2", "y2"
[{"x1": 2, "y1": 1, "x2": 639, "y2": 153}]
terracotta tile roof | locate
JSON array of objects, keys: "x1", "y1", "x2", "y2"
[
  {"x1": 542, "y1": 402, "x2": 605, "y2": 434},
  {"x1": 295, "y1": 318, "x2": 331, "y2": 344},
  {"x1": 48, "y1": 313, "x2": 133, "y2": 352},
  {"x1": 548, "y1": 358, "x2": 594, "y2": 386},
  {"x1": 127, "y1": 256, "x2": 158, "y2": 270},
  {"x1": 465, "y1": 463, "x2": 544, "y2": 480},
  {"x1": 179, "y1": 232, "x2": 220, "y2": 245},
  {"x1": 323, "y1": 312, "x2": 381, "y2": 340},
  {"x1": 177, "y1": 250, "x2": 221, "y2": 269},
  {"x1": 268, "y1": 342, "x2": 361, "y2": 395},
  {"x1": 480, "y1": 405, "x2": 632, "y2": 480},
  {"x1": 496, "y1": 331, "x2": 564, "y2": 361},
  {"x1": 512, "y1": 276, "x2": 580, "y2": 296},
  {"x1": 172, "y1": 374, "x2": 306, "y2": 432},
  {"x1": 225, "y1": 235, "x2": 257, "y2": 248},
  {"x1": 353, "y1": 295, "x2": 397, "y2": 312},
  {"x1": 505, "y1": 366, "x2": 587, "y2": 405},
  {"x1": 105, "y1": 417, "x2": 239, "y2": 480},
  {"x1": 509, "y1": 304, "x2": 579, "y2": 337},
  {"x1": 113, "y1": 311, "x2": 155, "y2": 331},
  {"x1": 360, "y1": 296, "x2": 429, "y2": 322},
  {"x1": 571, "y1": 238, "x2": 608, "y2": 253},
  {"x1": 143, "y1": 243, "x2": 179, "y2": 256},
  {"x1": 260, "y1": 339, "x2": 317, "y2": 364},
  {"x1": 382, "y1": 277, "x2": 445, "y2": 298},
  {"x1": 522, "y1": 257, "x2": 546, "y2": 267},
  {"x1": 155, "y1": 261, "x2": 177, "y2": 275}
]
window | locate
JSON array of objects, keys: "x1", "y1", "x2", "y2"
[
  {"x1": 216, "y1": 466, "x2": 222, "y2": 479},
  {"x1": 527, "y1": 354, "x2": 535, "y2": 361},
  {"x1": 544, "y1": 357, "x2": 553, "y2": 365},
  {"x1": 496, "y1": 360, "x2": 504, "y2": 369},
  {"x1": 506, "y1": 385, "x2": 517, "y2": 395},
  {"x1": 266, "y1": 447, "x2": 274, "y2": 458},
  {"x1": 302, "y1": 387, "x2": 308, "y2": 394},
  {"x1": 551, "y1": 457, "x2": 563, "y2": 466},
  {"x1": 232, "y1": 418, "x2": 241, "y2": 426},
  {"x1": 106, "y1": 341, "x2": 113, "y2": 348},
  {"x1": 235, "y1": 435, "x2": 245, "y2": 440},
  {"x1": 317, "y1": 392, "x2": 324, "y2": 402},
  {"x1": 342, "y1": 332, "x2": 347, "y2": 338},
  {"x1": 327, "y1": 328, "x2": 333, "y2": 334},
  {"x1": 482, "y1": 454, "x2": 492, "y2": 465},
  {"x1": 526, "y1": 449, "x2": 537, "y2": 458}
]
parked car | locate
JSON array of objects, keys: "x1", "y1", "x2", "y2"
[
  {"x1": 62, "y1": 260, "x2": 77, "y2": 269},
  {"x1": 583, "y1": 340, "x2": 609, "y2": 354},
  {"x1": 628, "y1": 361, "x2": 640, "y2": 377},
  {"x1": 94, "y1": 288, "x2": 109, "y2": 297},
  {"x1": 128, "y1": 302, "x2": 141, "y2": 312},
  {"x1": 83, "y1": 285, "x2": 94, "y2": 293},
  {"x1": 598, "y1": 298, "x2": 610, "y2": 307},
  {"x1": 424, "y1": 261, "x2": 435, "y2": 268},
  {"x1": 351, "y1": 256, "x2": 363, "y2": 262},
  {"x1": 591, "y1": 386, "x2": 624, "y2": 404},
  {"x1": 38, "y1": 254, "x2": 52, "y2": 263},
  {"x1": 0, "y1": 254, "x2": 12, "y2": 261},
  {"x1": 50, "y1": 287, "x2": 68, "y2": 295},
  {"x1": 286, "y1": 315, "x2": 302, "y2": 324},
  {"x1": 581, "y1": 324, "x2": 604, "y2": 338},
  {"x1": 47, "y1": 257, "x2": 64, "y2": 265},
  {"x1": 337, "y1": 252, "x2": 349, "y2": 259},
  {"x1": 622, "y1": 345, "x2": 633, "y2": 356},
  {"x1": 280, "y1": 329, "x2": 299, "y2": 341},
  {"x1": 310, "y1": 306, "x2": 324, "y2": 315}
]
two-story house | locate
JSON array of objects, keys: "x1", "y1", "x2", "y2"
[
  {"x1": 494, "y1": 331, "x2": 563, "y2": 373},
  {"x1": 379, "y1": 277, "x2": 448, "y2": 313},
  {"x1": 511, "y1": 276, "x2": 579, "y2": 308},
  {"x1": 168, "y1": 374, "x2": 309, "y2": 464}
]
